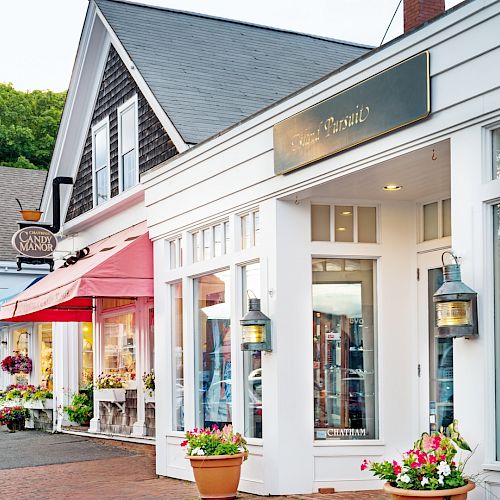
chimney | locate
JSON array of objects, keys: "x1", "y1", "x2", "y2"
[{"x1": 404, "y1": 0, "x2": 445, "y2": 32}]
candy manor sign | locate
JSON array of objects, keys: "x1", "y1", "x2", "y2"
[
  {"x1": 12, "y1": 226, "x2": 57, "y2": 259},
  {"x1": 273, "y1": 52, "x2": 430, "y2": 175}
]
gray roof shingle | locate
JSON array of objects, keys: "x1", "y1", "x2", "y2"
[
  {"x1": 0, "y1": 167, "x2": 47, "y2": 262},
  {"x1": 95, "y1": 0, "x2": 371, "y2": 144}
]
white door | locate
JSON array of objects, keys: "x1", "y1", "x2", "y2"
[{"x1": 417, "y1": 248, "x2": 454, "y2": 434}]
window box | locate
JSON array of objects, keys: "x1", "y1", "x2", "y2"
[
  {"x1": 95, "y1": 388, "x2": 126, "y2": 403},
  {"x1": 24, "y1": 399, "x2": 53, "y2": 410}
]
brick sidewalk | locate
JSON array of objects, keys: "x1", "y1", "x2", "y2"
[{"x1": 0, "y1": 434, "x2": 388, "y2": 499}]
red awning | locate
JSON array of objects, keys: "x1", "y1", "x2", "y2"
[{"x1": 0, "y1": 223, "x2": 153, "y2": 322}]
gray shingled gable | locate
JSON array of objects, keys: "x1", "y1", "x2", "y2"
[
  {"x1": 0, "y1": 166, "x2": 47, "y2": 262},
  {"x1": 95, "y1": 0, "x2": 371, "y2": 144}
]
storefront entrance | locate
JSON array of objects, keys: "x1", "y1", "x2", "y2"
[{"x1": 417, "y1": 249, "x2": 454, "y2": 433}]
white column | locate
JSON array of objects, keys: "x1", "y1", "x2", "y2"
[
  {"x1": 89, "y1": 299, "x2": 102, "y2": 433},
  {"x1": 261, "y1": 198, "x2": 314, "y2": 494},
  {"x1": 132, "y1": 297, "x2": 148, "y2": 436},
  {"x1": 53, "y1": 322, "x2": 80, "y2": 431}
]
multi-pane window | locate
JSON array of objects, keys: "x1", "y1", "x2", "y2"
[
  {"x1": 192, "y1": 222, "x2": 230, "y2": 263},
  {"x1": 169, "y1": 237, "x2": 183, "y2": 269},
  {"x1": 92, "y1": 120, "x2": 109, "y2": 206},
  {"x1": 312, "y1": 258, "x2": 377, "y2": 440},
  {"x1": 422, "y1": 199, "x2": 452, "y2": 241},
  {"x1": 311, "y1": 205, "x2": 377, "y2": 243},
  {"x1": 194, "y1": 270, "x2": 231, "y2": 428},
  {"x1": 171, "y1": 282, "x2": 184, "y2": 431},
  {"x1": 242, "y1": 262, "x2": 262, "y2": 439},
  {"x1": 241, "y1": 210, "x2": 260, "y2": 249},
  {"x1": 118, "y1": 97, "x2": 138, "y2": 192}
]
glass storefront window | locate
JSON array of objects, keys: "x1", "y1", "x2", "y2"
[
  {"x1": 172, "y1": 283, "x2": 184, "y2": 431},
  {"x1": 81, "y1": 323, "x2": 93, "y2": 386},
  {"x1": 148, "y1": 308, "x2": 155, "y2": 370},
  {"x1": 38, "y1": 323, "x2": 53, "y2": 391},
  {"x1": 242, "y1": 262, "x2": 262, "y2": 439},
  {"x1": 12, "y1": 327, "x2": 30, "y2": 385},
  {"x1": 428, "y1": 269, "x2": 453, "y2": 431},
  {"x1": 493, "y1": 129, "x2": 500, "y2": 180},
  {"x1": 103, "y1": 312, "x2": 136, "y2": 380},
  {"x1": 312, "y1": 258, "x2": 377, "y2": 440},
  {"x1": 494, "y1": 204, "x2": 500, "y2": 458},
  {"x1": 194, "y1": 270, "x2": 231, "y2": 429}
]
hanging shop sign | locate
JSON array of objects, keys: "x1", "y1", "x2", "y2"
[
  {"x1": 273, "y1": 51, "x2": 430, "y2": 175},
  {"x1": 12, "y1": 226, "x2": 57, "y2": 259}
]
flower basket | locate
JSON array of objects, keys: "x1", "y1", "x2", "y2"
[
  {"x1": 188, "y1": 453, "x2": 246, "y2": 500},
  {"x1": 384, "y1": 480, "x2": 475, "y2": 499},
  {"x1": 362, "y1": 420, "x2": 474, "y2": 499},
  {"x1": 7, "y1": 419, "x2": 26, "y2": 432},
  {"x1": 1, "y1": 354, "x2": 32, "y2": 374},
  {"x1": 94, "y1": 388, "x2": 126, "y2": 403},
  {"x1": 144, "y1": 391, "x2": 155, "y2": 404}
]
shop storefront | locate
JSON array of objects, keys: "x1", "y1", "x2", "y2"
[
  {"x1": 141, "y1": 0, "x2": 500, "y2": 496},
  {"x1": 0, "y1": 224, "x2": 156, "y2": 438}
]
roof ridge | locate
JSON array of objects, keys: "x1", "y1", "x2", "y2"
[{"x1": 94, "y1": 0, "x2": 372, "y2": 49}]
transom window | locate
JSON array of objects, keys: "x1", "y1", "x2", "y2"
[
  {"x1": 92, "y1": 119, "x2": 110, "y2": 206},
  {"x1": 118, "y1": 96, "x2": 138, "y2": 192},
  {"x1": 192, "y1": 221, "x2": 230, "y2": 263},
  {"x1": 311, "y1": 204, "x2": 378, "y2": 243},
  {"x1": 241, "y1": 210, "x2": 260, "y2": 249},
  {"x1": 421, "y1": 198, "x2": 451, "y2": 242}
]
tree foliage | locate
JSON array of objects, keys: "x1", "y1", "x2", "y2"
[{"x1": 0, "y1": 83, "x2": 66, "y2": 170}]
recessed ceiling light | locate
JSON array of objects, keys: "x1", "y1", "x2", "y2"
[
  {"x1": 337, "y1": 227, "x2": 346, "y2": 231},
  {"x1": 341, "y1": 211, "x2": 352, "y2": 216},
  {"x1": 383, "y1": 184, "x2": 402, "y2": 191}
]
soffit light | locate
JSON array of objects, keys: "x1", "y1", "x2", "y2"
[
  {"x1": 383, "y1": 184, "x2": 402, "y2": 191},
  {"x1": 341, "y1": 211, "x2": 352, "y2": 216}
]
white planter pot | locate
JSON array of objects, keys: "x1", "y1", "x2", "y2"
[
  {"x1": 43, "y1": 399, "x2": 54, "y2": 410},
  {"x1": 144, "y1": 391, "x2": 155, "y2": 404},
  {"x1": 95, "y1": 388, "x2": 126, "y2": 403},
  {"x1": 25, "y1": 400, "x2": 44, "y2": 410}
]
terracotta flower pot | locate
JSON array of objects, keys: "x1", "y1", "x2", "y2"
[
  {"x1": 19, "y1": 210, "x2": 43, "y2": 222},
  {"x1": 384, "y1": 481, "x2": 475, "y2": 500},
  {"x1": 188, "y1": 452, "x2": 246, "y2": 499}
]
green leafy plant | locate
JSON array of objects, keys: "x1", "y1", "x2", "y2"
[
  {"x1": 94, "y1": 372, "x2": 125, "y2": 389},
  {"x1": 142, "y1": 370, "x2": 155, "y2": 395},
  {"x1": 362, "y1": 420, "x2": 472, "y2": 490},
  {"x1": 181, "y1": 424, "x2": 248, "y2": 457},
  {"x1": 64, "y1": 392, "x2": 93, "y2": 425}
]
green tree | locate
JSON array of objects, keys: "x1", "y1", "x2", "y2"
[{"x1": 0, "y1": 83, "x2": 66, "y2": 170}]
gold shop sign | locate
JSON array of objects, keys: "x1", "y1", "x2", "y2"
[{"x1": 273, "y1": 52, "x2": 430, "y2": 175}]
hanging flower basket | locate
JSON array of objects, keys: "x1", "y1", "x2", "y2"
[{"x1": 1, "y1": 354, "x2": 32, "y2": 375}]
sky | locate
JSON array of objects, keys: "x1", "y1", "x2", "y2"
[{"x1": 0, "y1": 0, "x2": 464, "y2": 93}]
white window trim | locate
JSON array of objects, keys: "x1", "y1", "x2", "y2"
[
  {"x1": 91, "y1": 116, "x2": 111, "y2": 208},
  {"x1": 117, "y1": 95, "x2": 139, "y2": 194}
]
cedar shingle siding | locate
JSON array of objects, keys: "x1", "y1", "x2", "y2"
[{"x1": 66, "y1": 45, "x2": 177, "y2": 222}]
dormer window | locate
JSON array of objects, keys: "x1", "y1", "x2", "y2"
[
  {"x1": 92, "y1": 118, "x2": 110, "y2": 206},
  {"x1": 118, "y1": 95, "x2": 139, "y2": 192}
]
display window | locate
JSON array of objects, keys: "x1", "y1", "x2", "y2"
[
  {"x1": 171, "y1": 282, "x2": 184, "y2": 431},
  {"x1": 312, "y1": 258, "x2": 377, "y2": 440},
  {"x1": 494, "y1": 204, "x2": 500, "y2": 458},
  {"x1": 81, "y1": 322, "x2": 93, "y2": 386},
  {"x1": 102, "y1": 311, "x2": 136, "y2": 381},
  {"x1": 242, "y1": 262, "x2": 262, "y2": 439},
  {"x1": 38, "y1": 323, "x2": 53, "y2": 391},
  {"x1": 12, "y1": 326, "x2": 30, "y2": 385},
  {"x1": 194, "y1": 270, "x2": 232, "y2": 429}
]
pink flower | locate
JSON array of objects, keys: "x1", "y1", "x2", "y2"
[
  {"x1": 432, "y1": 436, "x2": 442, "y2": 449},
  {"x1": 410, "y1": 462, "x2": 419, "y2": 468},
  {"x1": 360, "y1": 459, "x2": 369, "y2": 471},
  {"x1": 429, "y1": 455, "x2": 437, "y2": 464},
  {"x1": 180, "y1": 440, "x2": 188, "y2": 447},
  {"x1": 393, "y1": 464, "x2": 402, "y2": 475}
]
